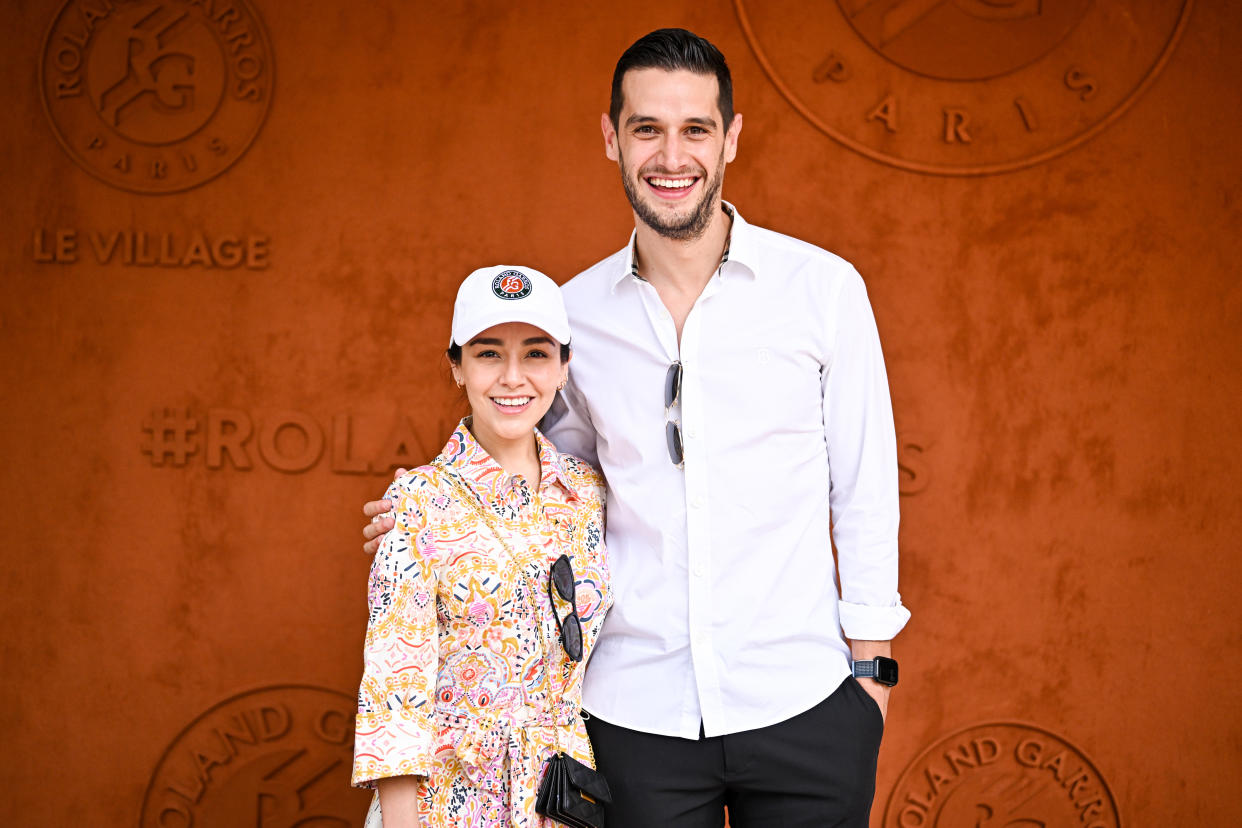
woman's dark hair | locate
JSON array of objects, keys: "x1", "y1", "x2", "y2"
[
  {"x1": 447, "y1": 342, "x2": 571, "y2": 364},
  {"x1": 609, "y1": 28, "x2": 733, "y2": 129}
]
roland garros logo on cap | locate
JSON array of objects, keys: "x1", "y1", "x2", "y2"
[{"x1": 492, "y1": 269, "x2": 533, "y2": 300}]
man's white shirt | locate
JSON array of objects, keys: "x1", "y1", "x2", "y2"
[{"x1": 543, "y1": 204, "x2": 910, "y2": 739}]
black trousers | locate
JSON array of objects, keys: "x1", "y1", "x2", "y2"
[{"x1": 585, "y1": 677, "x2": 884, "y2": 828}]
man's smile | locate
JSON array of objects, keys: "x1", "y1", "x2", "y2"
[{"x1": 645, "y1": 175, "x2": 700, "y2": 199}]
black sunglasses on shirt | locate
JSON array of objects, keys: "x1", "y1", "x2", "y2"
[
  {"x1": 549, "y1": 554, "x2": 583, "y2": 662},
  {"x1": 665, "y1": 360, "x2": 683, "y2": 467}
]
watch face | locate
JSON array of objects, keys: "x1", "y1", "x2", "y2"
[{"x1": 876, "y1": 657, "x2": 899, "y2": 686}]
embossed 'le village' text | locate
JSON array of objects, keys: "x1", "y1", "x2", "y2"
[{"x1": 32, "y1": 228, "x2": 270, "y2": 269}]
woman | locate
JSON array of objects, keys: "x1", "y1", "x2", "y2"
[{"x1": 352, "y1": 265, "x2": 612, "y2": 827}]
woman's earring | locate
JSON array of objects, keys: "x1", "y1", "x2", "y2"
[{"x1": 557, "y1": 378, "x2": 566, "y2": 391}]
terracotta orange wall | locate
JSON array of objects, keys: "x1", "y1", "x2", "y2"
[{"x1": 2, "y1": 1, "x2": 1239, "y2": 825}]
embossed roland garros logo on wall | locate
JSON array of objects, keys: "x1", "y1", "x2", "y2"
[
  {"x1": 883, "y1": 722, "x2": 1120, "y2": 828},
  {"x1": 734, "y1": 0, "x2": 1193, "y2": 175},
  {"x1": 40, "y1": 0, "x2": 273, "y2": 194},
  {"x1": 140, "y1": 685, "x2": 369, "y2": 827}
]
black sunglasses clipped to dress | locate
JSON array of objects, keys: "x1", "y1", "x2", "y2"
[
  {"x1": 549, "y1": 554, "x2": 583, "y2": 662},
  {"x1": 665, "y1": 360, "x2": 683, "y2": 467}
]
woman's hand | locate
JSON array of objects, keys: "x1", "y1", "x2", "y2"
[{"x1": 362, "y1": 468, "x2": 406, "y2": 555}]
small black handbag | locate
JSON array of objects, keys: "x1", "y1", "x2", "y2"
[{"x1": 535, "y1": 750, "x2": 612, "y2": 828}]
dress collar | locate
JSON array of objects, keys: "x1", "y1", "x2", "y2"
[{"x1": 437, "y1": 418, "x2": 580, "y2": 510}]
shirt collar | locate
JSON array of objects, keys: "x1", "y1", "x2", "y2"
[
  {"x1": 612, "y1": 201, "x2": 755, "y2": 293},
  {"x1": 438, "y1": 418, "x2": 581, "y2": 506}
]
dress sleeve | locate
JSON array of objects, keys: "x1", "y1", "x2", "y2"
[{"x1": 352, "y1": 474, "x2": 440, "y2": 787}]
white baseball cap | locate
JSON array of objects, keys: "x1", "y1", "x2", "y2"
[{"x1": 450, "y1": 265, "x2": 572, "y2": 347}]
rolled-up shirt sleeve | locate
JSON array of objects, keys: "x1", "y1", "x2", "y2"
[
  {"x1": 822, "y1": 269, "x2": 911, "y2": 641},
  {"x1": 352, "y1": 475, "x2": 439, "y2": 787}
]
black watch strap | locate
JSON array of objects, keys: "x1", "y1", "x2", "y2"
[
  {"x1": 852, "y1": 659, "x2": 878, "y2": 678},
  {"x1": 852, "y1": 656, "x2": 899, "y2": 687}
]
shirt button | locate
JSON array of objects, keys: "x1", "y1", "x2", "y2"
[
  {"x1": 693, "y1": 561, "x2": 706, "y2": 577},
  {"x1": 686, "y1": 425, "x2": 698, "y2": 439},
  {"x1": 691, "y1": 496, "x2": 706, "y2": 509}
]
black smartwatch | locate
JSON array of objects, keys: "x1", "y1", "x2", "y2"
[{"x1": 852, "y1": 656, "x2": 899, "y2": 687}]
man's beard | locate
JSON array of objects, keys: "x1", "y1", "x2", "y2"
[{"x1": 620, "y1": 149, "x2": 725, "y2": 242}]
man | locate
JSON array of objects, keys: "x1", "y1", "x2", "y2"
[{"x1": 364, "y1": 28, "x2": 909, "y2": 827}]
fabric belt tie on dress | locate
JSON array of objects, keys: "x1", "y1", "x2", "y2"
[{"x1": 442, "y1": 700, "x2": 579, "y2": 816}]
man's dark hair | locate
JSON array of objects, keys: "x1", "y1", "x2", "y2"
[{"x1": 609, "y1": 28, "x2": 733, "y2": 129}]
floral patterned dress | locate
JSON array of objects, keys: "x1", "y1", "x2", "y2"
[{"x1": 352, "y1": 420, "x2": 611, "y2": 827}]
